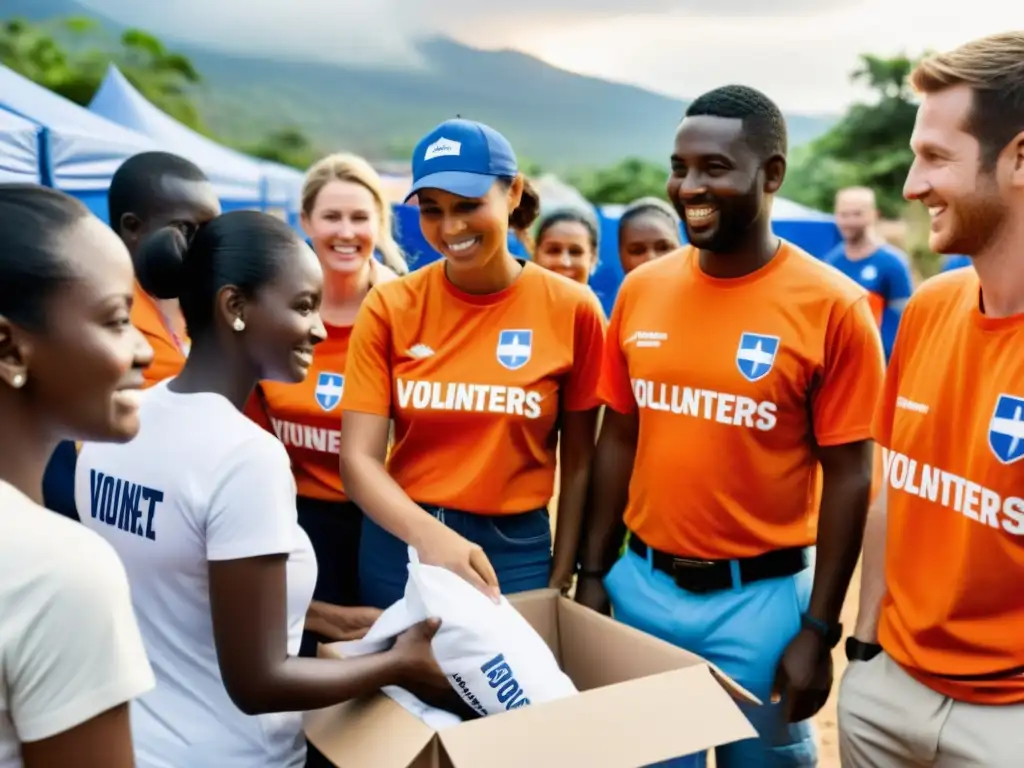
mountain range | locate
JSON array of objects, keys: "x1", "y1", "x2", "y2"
[{"x1": 6, "y1": 0, "x2": 838, "y2": 170}]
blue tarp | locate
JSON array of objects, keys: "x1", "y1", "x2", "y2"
[
  {"x1": 0, "y1": 107, "x2": 41, "y2": 184},
  {"x1": 89, "y1": 64, "x2": 300, "y2": 210},
  {"x1": 0, "y1": 65, "x2": 156, "y2": 217}
]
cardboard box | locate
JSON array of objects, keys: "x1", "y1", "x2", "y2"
[{"x1": 304, "y1": 589, "x2": 758, "y2": 768}]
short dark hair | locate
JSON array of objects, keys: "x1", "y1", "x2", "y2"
[
  {"x1": 911, "y1": 32, "x2": 1024, "y2": 170},
  {"x1": 0, "y1": 184, "x2": 89, "y2": 331},
  {"x1": 536, "y1": 207, "x2": 600, "y2": 252},
  {"x1": 107, "y1": 151, "x2": 209, "y2": 232},
  {"x1": 684, "y1": 85, "x2": 788, "y2": 160},
  {"x1": 135, "y1": 211, "x2": 302, "y2": 340}
]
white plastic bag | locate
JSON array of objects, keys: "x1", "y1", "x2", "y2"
[{"x1": 340, "y1": 547, "x2": 578, "y2": 723}]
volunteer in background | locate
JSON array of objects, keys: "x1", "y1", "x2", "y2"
[
  {"x1": 824, "y1": 186, "x2": 914, "y2": 360},
  {"x1": 576, "y1": 85, "x2": 884, "y2": 768},
  {"x1": 939, "y1": 252, "x2": 971, "y2": 272},
  {"x1": 0, "y1": 185, "x2": 155, "y2": 768},
  {"x1": 75, "y1": 211, "x2": 449, "y2": 768},
  {"x1": 246, "y1": 154, "x2": 404, "y2": 657},
  {"x1": 42, "y1": 151, "x2": 221, "y2": 520},
  {"x1": 532, "y1": 207, "x2": 600, "y2": 286},
  {"x1": 617, "y1": 196, "x2": 682, "y2": 275},
  {"x1": 840, "y1": 33, "x2": 1024, "y2": 766},
  {"x1": 340, "y1": 119, "x2": 606, "y2": 607}
]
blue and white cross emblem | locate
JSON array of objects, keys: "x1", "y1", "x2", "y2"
[
  {"x1": 315, "y1": 372, "x2": 344, "y2": 412},
  {"x1": 496, "y1": 330, "x2": 532, "y2": 371},
  {"x1": 989, "y1": 394, "x2": 1024, "y2": 465},
  {"x1": 736, "y1": 332, "x2": 780, "y2": 383}
]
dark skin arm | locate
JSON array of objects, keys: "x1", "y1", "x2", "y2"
[
  {"x1": 772, "y1": 439, "x2": 873, "y2": 723},
  {"x1": 305, "y1": 601, "x2": 382, "y2": 642},
  {"x1": 21, "y1": 704, "x2": 135, "y2": 768},
  {"x1": 574, "y1": 408, "x2": 638, "y2": 613},
  {"x1": 209, "y1": 555, "x2": 448, "y2": 715},
  {"x1": 549, "y1": 408, "x2": 600, "y2": 592}
]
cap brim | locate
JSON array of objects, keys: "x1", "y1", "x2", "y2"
[{"x1": 404, "y1": 171, "x2": 497, "y2": 202}]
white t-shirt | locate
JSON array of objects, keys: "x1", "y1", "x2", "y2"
[
  {"x1": 76, "y1": 382, "x2": 318, "y2": 768},
  {"x1": 0, "y1": 481, "x2": 154, "y2": 768}
]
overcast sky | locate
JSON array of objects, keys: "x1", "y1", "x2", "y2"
[{"x1": 81, "y1": 0, "x2": 1021, "y2": 112}]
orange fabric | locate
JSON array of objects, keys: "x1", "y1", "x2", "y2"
[
  {"x1": 131, "y1": 284, "x2": 186, "y2": 388},
  {"x1": 342, "y1": 260, "x2": 606, "y2": 514},
  {"x1": 875, "y1": 269, "x2": 1024, "y2": 705},
  {"x1": 245, "y1": 325, "x2": 352, "y2": 502},
  {"x1": 866, "y1": 291, "x2": 885, "y2": 326},
  {"x1": 599, "y1": 244, "x2": 885, "y2": 559}
]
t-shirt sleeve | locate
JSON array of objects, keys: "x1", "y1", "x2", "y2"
[
  {"x1": 812, "y1": 296, "x2": 886, "y2": 446},
  {"x1": 597, "y1": 288, "x2": 637, "y2": 415},
  {"x1": 206, "y1": 436, "x2": 299, "y2": 561},
  {"x1": 340, "y1": 287, "x2": 393, "y2": 417},
  {"x1": 563, "y1": 291, "x2": 607, "y2": 412},
  {"x1": 7, "y1": 534, "x2": 154, "y2": 742},
  {"x1": 872, "y1": 300, "x2": 912, "y2": 448}
]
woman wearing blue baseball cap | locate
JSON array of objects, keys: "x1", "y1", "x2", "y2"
[{"x1": 340, "y1": 119, "x2": 606, "y2": 605}]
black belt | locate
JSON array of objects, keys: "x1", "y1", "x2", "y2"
[{"x1": 628, "y1": 534, "x2": 809, "y2": 594}]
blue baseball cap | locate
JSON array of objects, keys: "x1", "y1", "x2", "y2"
[{"x1": 405, "y1": 119, "x2": 518, "y2": 202}]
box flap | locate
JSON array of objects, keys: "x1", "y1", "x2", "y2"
[
  {"x1": 304, "y1": 642, "x2": 438, "y2": 768},
  {"x1": 437, "y1": 665, "x2": 756, "y2": 767},
  {"x1": 304, "y1": 696, "x2": 437, "y2": 768}
]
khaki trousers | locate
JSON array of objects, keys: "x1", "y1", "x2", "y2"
[{"x1": 838, "y1": 650, "x2": 1024, "y2": 767}]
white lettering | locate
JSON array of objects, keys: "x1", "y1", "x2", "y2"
[
  {"x1": 270, "y1": 418, "x2": 341, "y2": 455},
  {"x1": 393, "y1": 379, "x2": 545, "y2": 420},
  {"x1": 629, "y1": 378, "x2": 778, "y2": 431},
  {"x1": 883, "y1": 448, "x2": 1024, "y2": 535}
]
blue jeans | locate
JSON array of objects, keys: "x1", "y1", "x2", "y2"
[
  {"x1": 605, "y1": 548, "x2": 818, "y2": 768},
  {"x1": 358, "y1": 505, "x2": 552, "y2": 609}
]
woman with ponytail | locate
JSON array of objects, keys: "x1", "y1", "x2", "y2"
[
  {"x1": 339, "y1": 119, "x2": 607, "y2": 607},
  {"x1": 76, "y1": 211, "x2": 448, "y2": 768},
  {"x1": 243, "y1": 154, "x2": 407, "y2": 657}
]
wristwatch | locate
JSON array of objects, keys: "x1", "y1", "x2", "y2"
[
  {"x1": 801, "y1": 614, "x2": 843, "y2": 648},
  {"x1": 845, "y1": 637, "x2": 883, "y2": 662}
]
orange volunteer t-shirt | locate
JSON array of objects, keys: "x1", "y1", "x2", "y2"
[
  {"x1": 875, "y1": 268, "x2": 1024, "y2": 705},
  {"x1": 599, "y1": 243, "x2": 885, "y2": 560},
  {"x1": 245, "y1": 324, "x2": 352, "y2": 502},
  {"x1": 342, "y1": 260, "x2": 606, "y2": 514},
  {"x1": 131, "y1": 284, "x2": 187, "y2": 387}
]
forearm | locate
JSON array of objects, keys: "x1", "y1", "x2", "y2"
[
  {"x1": 807, "y1": 458, "x2": 872, "y2": 626},
  {"x1": 340, "y1": 453, "x2": 443, "y2": 548},
  {"x1": 853, "y1": 488, "x2": 888, "y2": 641},
  {"x1": 577, "y1": 432, "x2": 634, "y2": 573},
  {"x1": 236, "y1": 651, "x2": 406, "y2": 715},
  {"x1": 551, "y1": 458, "x2": 591, "y2": 578}
]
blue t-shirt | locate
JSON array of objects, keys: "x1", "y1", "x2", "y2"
[
  {"x1": 824, "y1": 243, "x2": 913, "y2": 360},
  {"x1": 940, "y1": 254, "x2": 971, "y2": 272}
]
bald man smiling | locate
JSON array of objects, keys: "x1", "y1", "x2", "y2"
[{"x1": 824, "y1": 187, "x2": 914, "y2": 360}]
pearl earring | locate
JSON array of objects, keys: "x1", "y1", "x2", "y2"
[
  {"x1": 232, "y1": 317, "x2": 245, "y2": 332},
  {"x1": 11, "y1": 373, "x2": 24, "y2": 388}
]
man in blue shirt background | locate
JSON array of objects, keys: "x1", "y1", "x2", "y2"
[{"x1": 824, "y1": 186, "x2": 913, "y2": 360}]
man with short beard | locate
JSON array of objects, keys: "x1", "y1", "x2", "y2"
[
  {"x1": 575, "y1": 85, "x2": 884, "y2": 768},
  {"x1": 839, "y1": 31, "x2": 1024, "y2": 767}
]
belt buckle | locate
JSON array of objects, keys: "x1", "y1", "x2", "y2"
[{"x1": 670, "y1": 557, "x2": 718, "y2": 594}]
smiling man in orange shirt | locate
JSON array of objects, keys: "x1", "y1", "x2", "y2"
[
  {"x1": 576, "y1": 85, "x2": 884, "y2": 768},
  {"x1": 839, "y1": 33, "x2": 1024, "y2": 767}
]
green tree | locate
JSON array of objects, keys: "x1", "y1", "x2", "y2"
[
  {"x1": 0, "y1": 17, "x2": 204, "y2": 130},
  {"x1": 781, "y1": 52, "x2": 919, "y2": 218},
  {"x1": 568, "y1": 157, "x2": 669, "y2": 205},
  {"x1": 243, "y1": 128, "x2": 320, "y2": 171}
]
